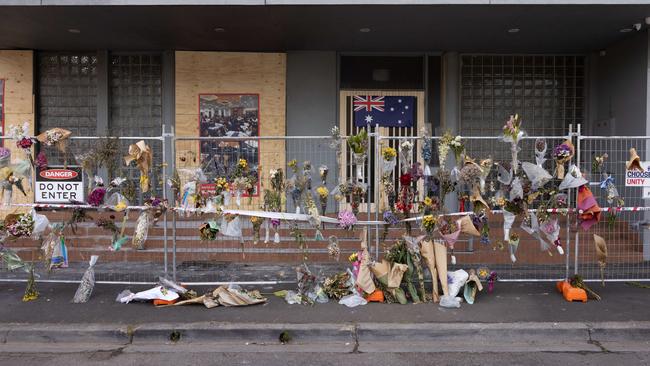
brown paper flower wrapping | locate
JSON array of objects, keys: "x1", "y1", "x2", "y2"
[
  {"x1": 124, "y1": 140, "x2": 152, "y2": 193},
  {"x1": 626, "y1": 147, "x2": 644, "y2": 172},
  {"x1": 36, "y1": 128, "x2": 72, "y2": 153},
  {"x1": 420, "y1": 240, "x2": 440, "y2": 303},
  {"x1": 458, "y1": 215, "x2": 481, "y2": 237},
  {"x1": 594, "y1": 234, "x2": 608, "y2": 285}
]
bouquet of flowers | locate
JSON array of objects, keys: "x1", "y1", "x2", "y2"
[
  {"x1": 322, "y1": 272, "x2": 352, "y2": 300},
  {"x1": 303, "y1": 161, "x2": 313, "y2": 190},
  {"x1": 437, "y1": 217, "x2": 460, "y2": 250},
  {"x1": 0, "y1": 167, "x2": 27, "y2": 206},
  {"x1": 382, "y1": 209, "x2": 399, "y2": 240},
  {"x1": 350, "y1": 182, "x2": 366, "y2": 216},
  {"x1": 316, "y1": 186, "x2": 329, "y2": 214},
  {"x1": 199, "y1": 220, "x2": 220, "y2": 241},
  {"x1": 593, "y1": 153, "x2": 624, "y2": 227},
  {"x1": 88, "y1": 176, "x2": 107, "y2": 206},
  {"x1": 508, "y1": 232, "x2": 520, "y2": 263},
  {"x1": 347, "y1": 129, "x2": 368, "y2": 180},
  {"x1": 132, "y1": 209, "x2": 154, "y2": 250},
  {"x1": 338, "y1": 210, "x2": 357, "y2": 230},
  {"x1": 421, "y1": 127, "x2": 433, "y2": 176},
  {"x1": 327, "y1": 235, "x2": 340, "y2": 261},
  {"x1": 422, "y1": 214, "x2": 438, "y2": 239},
  {"x1": 8, "y1": 122, "x2": 35, "y2": 168},
  {"x1": 5, "y1": 213, "x2": 34, "y2": 238},
  {"x1": 381, "y1": 146, "x2": 397, "y2": 175},
  {"x1": 459, "y1": 160, "x2": 482, "y2": 189},
  {"x1": 434, "y1": 169, "x2": 454, "y2": 201},
  {"x1": 381, "y1": 173, "x2": 396, "y2": 209},
  {"x1": 501, "y1": 114, "x2": 525, "y2": 174},
  {"x1": 214, "y1": 177, "x2": 229, "y2": 205},
  {"x1": 319, "y1": 165, "x2": 328, "y2": 185},
  {"x1": 399, "y1": 140, "x2": 413, "y2": 173},
  {"x1": 439, "y1": 131, "x2": 464, "y2": 170},
  {"x1": 250, "y1": 216, "x2": 263, "y2": 244},
  {"x1": 123, "y1": 140, "x2": 152, "y2": 193},
  {"x1": 0, "y1": 147, "x2": 10, "y2": 168},
  {"x1": 553, "y1": 140, "x2": 574, "y2": 179},
  {"x1": 36, "y1": 128, "x2": 72, "y2": 166},
  {"x1": 535, "y1": 139, "x2": 547, "y2": 167},
  {"x1": 396, "y1": 173, "x2": 414, "y2": 216}
]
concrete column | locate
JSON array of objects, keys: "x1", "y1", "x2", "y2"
[{"x1": 441, "y1": 51, "x2": 460, "y2": 211}]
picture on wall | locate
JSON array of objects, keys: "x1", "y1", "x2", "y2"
[{"x1": 199, "y1": 93, "x2": 260, "y2": 195}]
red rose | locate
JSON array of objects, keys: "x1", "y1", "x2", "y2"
[
  {"x1": 399, "y1": 173, "x2": 411, "y2": 186},
  {"x1": 17, "y1": 138, "x2": 33, "y2": 149}
]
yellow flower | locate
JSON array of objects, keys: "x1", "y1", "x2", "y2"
[
  {"x1": 288, "y1": 159, "x2": 297, "y2": 168},
  {"x1": 215, "y1": 177, "x2": 228, "y2": 190},
  {"x1": 381, "y1": 146, "x2": 397, "y2": 160},
  {"x1": 348, "y1": 252, "x2": 358, "y2": 263},
  {"x1": 114, "y1": 200, "x2": 127, "y2": 212},
  {"x1": 423, "y1": 196, "x2": 433, "y2": 207},
  {"x1": 316, "y1": 186, "x2": 329, "y2": 198},
  {"x1": 238, "y1": 159, "x2": 248, "y2": 169}
]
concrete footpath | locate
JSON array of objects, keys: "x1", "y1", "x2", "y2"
[{"x1": 0, "y1": 282, "x2": 649, "y2": 354}]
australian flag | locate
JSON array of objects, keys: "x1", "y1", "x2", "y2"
[{"x1": 353, "y1": 95, "x2": 415, "y2": 127}]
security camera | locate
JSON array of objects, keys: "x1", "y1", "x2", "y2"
[{"x1": 633, "y1": 23, "x2": 642, "y2": 31}]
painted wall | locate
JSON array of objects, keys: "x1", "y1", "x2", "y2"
[
  {"x1": 285, "y1": 51, "x2": 337, "y2": 213},
  {"x1": 590, "y1": 31, "x2": 648, "y2": 136},
  {"x1": 0, "y1": 50, "x2": 34, "y2": 208},
  {"x1": 174, "y1": 51, "x2": 286, "y2": 209}
]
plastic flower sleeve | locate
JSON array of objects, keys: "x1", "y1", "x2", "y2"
[
  {"x1": 30, "y1": 209, "x2": 50, "y2": 239},
  {"x1": 509, "y1": 177, "x2": 524, "y2": 201},
  {"x1": 0, "y1": 148, "x2": 10, "y2": 168},
  {"x1": 502, "y1": 210, "x2": 516, "y2": 241},
  {"x1": 72, "y1": 255, "x2": 99, "y2": 303},
  {"x1": 132, "y1": 210, "x2": 153, "y2": 250},
  {"x1": 521, "y1": 212, "x2": 552, "y2": 253},
  {"x1": 540, "y1": 218, "x2": 563, "y2": 255},
  {"x1": 534, "y1": 139, "x2": 547, "y2": 167}
]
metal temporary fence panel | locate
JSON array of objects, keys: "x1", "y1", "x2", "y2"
[
  {"x1": 171, "y1": 135, "x2": 360, "y2": 283},
  {"x1": 0, "y1": 133, "x2": 168, "y2": 285},
  {"x1": 577, "y1": 133, "x2": 650, "y2": 281},
  {"x1": 378, "y1": 134, "x2": 572, "y2": 281}
]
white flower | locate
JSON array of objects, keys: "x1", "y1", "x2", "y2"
[
  {"x1": 269, "y1": 169, "x2": 278, "y2": 178},
  {"x1": 94, "y1": 176, "x2": 104, "y2": 186},
  {"x1": 111, "y1": 177, "x2": 126, "y2": 187},
  {"x1": 400, "y1": 140, "x2": 413, "y2": 151}
]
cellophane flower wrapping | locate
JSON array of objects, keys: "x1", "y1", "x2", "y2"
[
  {"x1": 72, "y1": 255, "x2": 99, "y2": 303},
  {"x1": 132, "y1": 210, "x2": 154, "y2": 250}
]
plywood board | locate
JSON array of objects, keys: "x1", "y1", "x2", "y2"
[
  {"x1": 175, "y1": 52, "x2": 286, "y2": 209},
  {"x1": 0, "y1": 51, "x2": 34, "y2": 212}
]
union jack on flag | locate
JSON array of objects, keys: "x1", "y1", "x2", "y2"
[
  {"x1": 353, "y1": 95, "x2": 385, "y2": 112},
  {"x1": 353, "y1": 95, "x2": 414, "y2": 127}
]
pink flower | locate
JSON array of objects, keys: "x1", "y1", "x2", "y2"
[{"x1": 338, "y1": 210, "x2": 357, "y2": 229}]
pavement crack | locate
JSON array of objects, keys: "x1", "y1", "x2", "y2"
[
  {"x1": 586, "y1": 324, "x2": 610, "y2": 353},
  {"x1": 351, "y1": 323, "x2": 360, "y2": 354}
]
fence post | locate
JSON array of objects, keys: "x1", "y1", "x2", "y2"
[
  {"x1": 375, "y1": 125, "x2": 381, "y2": 259},
  {"x1": 573, "y1": 123, "x2": 582, "y2": 276}
]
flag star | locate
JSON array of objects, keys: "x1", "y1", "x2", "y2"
[
  {"x1": 401, "y1": 111, "x2": 405, "y2": 115},
  {"x1": 365, "y1": 115, "x2": 373, "y2": 123},
  {"x1": 390, "y1": 107, "x2": 394, "y2": 111},
  {"x1": 398, "y1": 120, "x2": 402, "y2": 124},
  {"x1": 405, "y1": 105, "x2": 409, "y2": 109},
  {"x1": 398, "y1": 99, "x2": 402, "y2": 103}
]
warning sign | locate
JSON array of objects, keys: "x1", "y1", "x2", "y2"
[
  {"x1": 35, "y1": 167, "x2": 84, "y2": 203},
  {"x1": 625, "y1": 161, "x2": 650, "y2": 187}
]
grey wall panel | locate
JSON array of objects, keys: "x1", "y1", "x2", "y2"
[{"x1": 285, "y1": 51, "x2": 337, "y2": 213}]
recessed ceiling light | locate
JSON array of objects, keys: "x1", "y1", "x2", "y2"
[
  {"x1": 507, "y1": 28, "x2": 520, "y2": 33},
  {"x1": 620, "y1": 28, "x2": 633, "y2": 33},
  {"x1": 359, "y1": 27, "x2": 371, "y2": 33},
  {"x1": 214, "y1": 27, "x2": 226, "y2": 32},
  {"x1": 67, "y1": 28, "x2": 81, "y2": 34}
]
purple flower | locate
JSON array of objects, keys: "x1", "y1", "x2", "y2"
[
  {"x1": 383, "y1": 210, "x2": 399, "y2": 225},
  {"x1": 271, "y1": 218, "x2": 280, "y2": 228},
  {"x1": 0, "y1": 147, "x2": 11, "y2": 160},
  {"x1": 409, "y1": 163, "x2": 423, "y2": 182},
  {"x1": 88, "y1": 187, "x2": 106, "y2": 206}
]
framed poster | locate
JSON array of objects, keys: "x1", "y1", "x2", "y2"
[{"x1": 198, "y1": 93, "x2": 260, "y2": 195}]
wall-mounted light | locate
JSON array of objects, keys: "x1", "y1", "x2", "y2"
[
  {"x1": 359, "y1": 28, "x2": 371, "y2": 33},
  {"x1": 67, "y1": 29, "x2": 81, "y2": 34},
  {"x1": 507, "y1": 28, "x2": 520, "y2": 33}
]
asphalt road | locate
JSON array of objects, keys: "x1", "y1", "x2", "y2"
[{"x1": 0, "y1": 351, "x2": 648, "y2": 366}]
